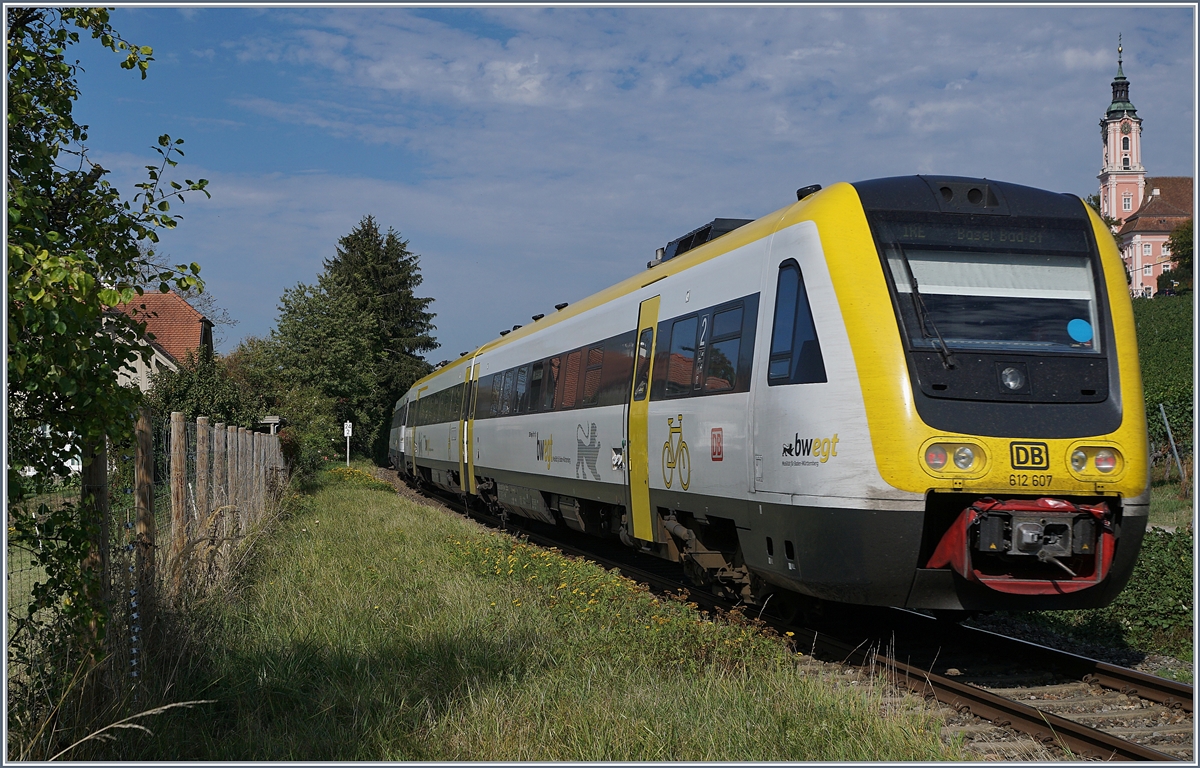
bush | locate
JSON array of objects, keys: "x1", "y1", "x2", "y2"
[
  {"x1": 1133, "y1": 295, "x2": 1193, "y2": 452},
  {"x1": 276, "y1": 385, "x2": 340, "y2": 480},
  {"x1": 1025, "y1": 527, "x2": 1193, "y2": 660}
]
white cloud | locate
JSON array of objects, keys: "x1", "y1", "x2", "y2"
[
  {"x1": 93, "y1": 5, "x2": 1195, "y2": 359},
  {"x1": 1062, "y1": 47, "x2": 1113, "y2": 71}
]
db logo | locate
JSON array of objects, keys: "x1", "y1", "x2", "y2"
[
  {"x1": 710, "y1": 428, "x2": 723, "y2": 462},
  {"x1": 1010, "y1": 441, "x2": 1049, "y2": 470}
]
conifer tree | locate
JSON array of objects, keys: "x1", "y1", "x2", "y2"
[{"x1": 323, "y1": 216, "x2": 437, "y2": 460}]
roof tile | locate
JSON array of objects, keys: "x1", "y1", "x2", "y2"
[{"x1": 114, "y1": 291, "x2": 213, "y2": 364}]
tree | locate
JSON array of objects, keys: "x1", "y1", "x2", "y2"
[
  {"x1": 1085, "y1": 194, "x2": 1123, "y2": 232},
  {"x1": 224, "y1": 335, "x2": 284, "y2": 412},
  {"x1": 146, "y1": 349, "x2": 261, "y2": 427},
  {"x1": 270, "y1": 276, "x2": 381, "y2": 454},
  {"x1": 1168, "y1": 218, "x2": 1193, "y2": 289},
  {"x1": 6, "y1": 8, "x2": 208, "y2": 670},
  {"x1": 7, "y1": 8, "x2": 208, "y2": 488},
  {"x1": 322, "y1": 215, "x2": 437, "y2": 461}
]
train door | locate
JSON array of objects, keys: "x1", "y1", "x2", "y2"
[
  {"x1": 627, "y1": 296, "x2": 661, "y2": 541},
  {"x1": 460, "y1": 360, "x2": 479, "y2": 495},
  {"x1": 409, "y1": 385, "x2": 427, "y2": 477}
]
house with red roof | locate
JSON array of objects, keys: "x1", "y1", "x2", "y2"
[{"x1": 113, "y1": 291, "x2": 214, "y2": 391}]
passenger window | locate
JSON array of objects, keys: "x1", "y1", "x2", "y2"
[
  {"x1": 499, "y1": 369, "x2": 515, "y2": 415},
  {"x1": 706, "y1": 338, "x2": 739, "y2": 391},
  {"x1": 692, "y1": 315, "x2": 709, "y2": 391},
  {"x1": 544, "y1": 356, "x2": 561, "y2": 410},
  {"x1": 768, "y1": 261, "x2": 827, "y2": 385},
  {"x1": 484, "y1": 376, "x2": 499, "y2": 417},
  {"x1": 528, "y1": 362, "x2": 543, "y2": 412},
  {"x1": 514, "y1": 365, "x2": 529, "y2": 413},
  {"x1": 562, "y1": 351, "x2": 582, "y2": 408},
  {"x1": 666, "y1": 316, "x2": 698, "y2": 396},
  {"x1": 705, "y1": 305, "x2": 743, "y2": 392},
  {"x1": 632, "y1": 328, "x2": 654, "y2": 401},
  {"x1": 713, "y1": 306, "x2": 742, "y2": 338},
  {"x1": 581, "y1": 345, "x2": 604, "y2": 405}
]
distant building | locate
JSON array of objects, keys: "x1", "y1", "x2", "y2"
[
  {"x1": 113, "y1": 291, "x2": 214, "y2": 391},
  {"x1": 1118, "y1": 178, "x2": 1193, "y2": 297},
  {"x1": 1096, "y1": 38, "x2": 1194, "y2": 298}
]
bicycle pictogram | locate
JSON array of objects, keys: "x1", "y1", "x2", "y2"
[{"x1": 662, "y1": 414, "x2": 690, "y2": 490}]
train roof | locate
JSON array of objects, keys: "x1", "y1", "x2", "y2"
[
  {"x1": 851, "y1": 175, "x2": 1086, "y2": 219},
  {"x1": 408, "y1": 175, "x2": 1089, "y2": 394}
]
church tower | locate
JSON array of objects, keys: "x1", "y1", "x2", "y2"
[{"x1": 1097, "y1": 37, "x2": 1145, "y2": 226}]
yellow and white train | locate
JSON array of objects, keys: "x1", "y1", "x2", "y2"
[{"x1": 390, "y1": 175, "x2": 1149, "y2": 613}]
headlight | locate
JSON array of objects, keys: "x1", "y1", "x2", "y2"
[
  {"x1": 925, "y1": 445, "x2": 948, "y2": 470},
  {"x1": 1071, "y1": 450, "x2": 1087, "y2": 471},
  {"x1": 953, "y1": 445, "x2": 975, "y2": 470},
  {"x1": 1000, "y1": 366, "x2": 1026, "y2": 391},
  {"x1": 1094, "y1": 449, "x2": 1117, "y2": 473}
]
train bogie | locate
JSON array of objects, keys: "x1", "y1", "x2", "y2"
[{"x1": 392, "y1": 175, "x2": 1150, "y2": 615}]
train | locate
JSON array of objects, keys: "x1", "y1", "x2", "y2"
[{"x1": 389, "y1": 175, "x2": 1149, "y2": 616}]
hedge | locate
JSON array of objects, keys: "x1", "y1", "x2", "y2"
[{"x1": 1132, "y1": 295, "x2": 1193, "y2": 453}]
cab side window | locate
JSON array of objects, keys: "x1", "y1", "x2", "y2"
[{"x1": 768, "y1": 260, "x2": 827, "y2": 385}]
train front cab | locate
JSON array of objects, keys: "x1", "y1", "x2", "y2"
[{"x1": 814, "y1": 176, "x2": 1151, "y2": 612}]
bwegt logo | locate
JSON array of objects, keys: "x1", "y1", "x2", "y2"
[{"x1": 783, "y1": 433, "x2": 840, "y2": 463}]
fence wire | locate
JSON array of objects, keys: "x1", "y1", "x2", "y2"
[{"x1": 7, "y1": 413, "x2": 287, "y2": 739}]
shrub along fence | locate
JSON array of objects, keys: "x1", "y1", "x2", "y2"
[{"x1": 6, "y1": 409, "x2": 286, "y2": 760}]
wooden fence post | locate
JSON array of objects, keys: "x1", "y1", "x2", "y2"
[
  {"x1": 238, "y1": 427, "x2": 249, "y2": 532},
  {"x1": 169, "y1": 412, "x2": 187, "y2": 596},
  {"x1": 226, "y1": 422, "x2": 238, "y2": 542},
  {"x1": 81, "y1": 435, "x2": 110, "y2": 650},
  {"x1": 213, "y1": 422, "x2": 226, "y2": 512},
  {"x1": 213, "y1": 423, "x2": 227, "y2": 563},
  {"x1": 196, "y1": 417, "x2": 210, "y2": 526},
  {"x1": 226, "y1": 427, "x2": 238, "y2": 508},
  {"x1": 253, "y1": 434, "x2": 262, "y2": 518},
  {"x1": 135, "y1": 408, "x2": 156, "y2": 624}
]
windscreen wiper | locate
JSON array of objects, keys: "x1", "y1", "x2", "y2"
[{"x1": 894, "y1": 243, "x2": 956, "y2": 370}]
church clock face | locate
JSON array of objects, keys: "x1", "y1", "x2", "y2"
[{"x1": 1121, "y1": 121, "x2": 1132, "y2": 135}]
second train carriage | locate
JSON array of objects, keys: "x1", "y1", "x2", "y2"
[{"x1": 391, "y1": 175, "x2": 1150, "y2": 614}]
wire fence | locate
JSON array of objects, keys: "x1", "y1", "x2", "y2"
[{"x1": 6, "y1": 410, "x2": 287, "y2": 754}]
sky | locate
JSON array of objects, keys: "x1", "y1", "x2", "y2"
[{"x1": 68, "y1": 4, "x2": 1197, "y2": 361}]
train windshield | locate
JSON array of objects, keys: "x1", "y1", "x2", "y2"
[{"x1": 875, "y1": 217, "x2": 1102, "y2": 354}]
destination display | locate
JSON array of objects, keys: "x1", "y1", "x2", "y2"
[{"x1": 874, "y1": 219, "x2": 1091, "y2": 253}]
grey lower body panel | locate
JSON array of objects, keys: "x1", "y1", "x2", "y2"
[
  {"x1": 735, "y1": 500, "x2": 926, "y2": 607},
  {"x1": 472, "y1": 466, "x2": 628, "y2": 508}
]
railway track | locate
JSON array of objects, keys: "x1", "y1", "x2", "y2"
[{"x1": 388, "y1": 475, "x2": 1193, "y2": 761}]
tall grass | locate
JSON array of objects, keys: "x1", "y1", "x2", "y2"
[{"x1": 104, "y1": 465, "x2": 958, "y2": 761}]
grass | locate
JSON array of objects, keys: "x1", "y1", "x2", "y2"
[
  {"x1": 106, "y1": 463, "x2": 959, "y2": 761},
  {"x1": 1148, "y1": 456, "x2": 1194, "y2": 530}
]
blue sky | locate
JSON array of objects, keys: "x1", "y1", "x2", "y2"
[{"x1": 70, "y1": 5, "x2": 1196, "y2": 360}]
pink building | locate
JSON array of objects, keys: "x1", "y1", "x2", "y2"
[{"x1": 1097, "y1": 40, "x2": 1193, "y2": 298}]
